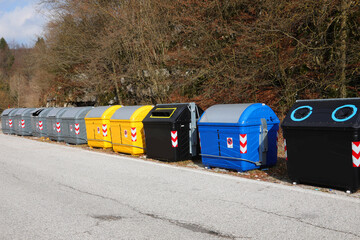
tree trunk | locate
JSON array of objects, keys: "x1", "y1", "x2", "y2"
[
  {"x1": 339, "y1": 0, "x2": 350, "y2": 98},
  {"x1": 112, "y1": 61, "x2": 122, "y2": 105}
]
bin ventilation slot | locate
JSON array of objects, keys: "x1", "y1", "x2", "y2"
[
  {"x1": 290, "y1": 106, "x2": 312, "y2": 121},
  {"x1": 332, "y1": 104, "x2": 357, "y2": 122},
  {"x1": 150, "y1": 108, "x2": 176, "y2": 118}
]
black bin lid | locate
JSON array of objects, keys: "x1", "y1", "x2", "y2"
[
  {"x1": 282, "y1": 98, "x2": 360, "y2": 128},
  {"x1": 143, "y1": 103, "x2": 190, "y2": 123}
]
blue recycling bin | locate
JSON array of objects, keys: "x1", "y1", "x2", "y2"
[{"x1": 198, "y1": 103, "x2": 280, "y2": 172}]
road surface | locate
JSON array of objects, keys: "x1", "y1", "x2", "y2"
[{"x1": 0, "y1": 133, "x2": 360, "y2": 239}]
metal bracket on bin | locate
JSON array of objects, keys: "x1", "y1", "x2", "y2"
[
  {"x1": 200, "y1": 154, "x2": 262, "y2": 166},
  {"x1": 188, "y1": 102, "x2": 199, "y2": 157},
  {"x1": 259, "y1": 118, "x2": 268, "y2": 165}
]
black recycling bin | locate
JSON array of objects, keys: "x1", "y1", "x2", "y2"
[
  {"x1": 142, "y1": 103, "x2": 203, "y2": 161},
  {"x1": 282, "y1": 98, "x2": 360, "y2": 192}
]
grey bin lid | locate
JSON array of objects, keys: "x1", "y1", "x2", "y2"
[
  {"x1": 9, "y1": 108, "x2": 24, "y2": 117},
  {"x1": 47, "y1": 108, "x2": 68, "y2": 117},
  {"x1": 1, "y1": 108, "x2": 14, "y2": 116},
  {"x1": 199, "y1": 104, "x2": 253, "y2": 123},
  {"x1": 111, "y1": 106, "x2": 143, "y2": 120},
  {"x1": 85, "y1": 106, "x2": 113, "y2": 118},
  {"x1": 61, "y1": 107, "x2": 93, "y2": 119},
  {"x1": 39, "y1": 108, "x2": 54, "y2": 117},
  {"x1": 15, "y1": 108, "x2": 36, "y2": 117}
]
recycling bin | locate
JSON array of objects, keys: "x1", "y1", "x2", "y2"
[
  {"x1": 14, "y1": 108, "x2": 36, "y2": 136},
  {"x1": 46, "y1": 107, "x2": 70, "y2": 141},
  {"x1": 142, "y1": 103, "x2": 202, "y2": 161},
  {"x1": 282, "y1": 98, "x2": 360, "y2": 192},
  {"x1": 32, "y1": 108, "x2": 54, "y2": 138},
  {"x1": 8, "y1": 108, "x2": 23, "y2": 135},
  {"x1": 1, "y1": 108, "x2": 15, "y2": 134},
  {"x1": 198, "y1": 103, "x2": 280, "y2": 172},
  {"x1": 110, "y1": 105, "x2": 154, "y2": 155},
  {"x1": 61, "y1": 106, "x2": 93, "y2": 145},
  {"x1": 85, "y1": 105, "x2": 122, "y2": 148}
]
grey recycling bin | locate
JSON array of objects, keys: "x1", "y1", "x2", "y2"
[
  {"x1": 46, "y1": 107, "x2": 71, "y2": 141},
  {"x1": 1, "y1": 108, "x2": 15, "y2": 134},
  {"x1": 15, "y1": 108, "x2": 36, "y2": 136},
  {"x1": 31, "y1": 108, "x2": 52, "y2": 138},
  {"x1": 8, "y1": 108, "x2": 23, "y2": 135},
  {"x1": 61, "y1": 107, "x2": 93, "y2": 145},
  {"x1": 35, "y1": 108, "x2": 54, "y2": 138}
]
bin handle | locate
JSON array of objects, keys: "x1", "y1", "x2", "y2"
[{"x1": 200, "y1": 154, "x2": 262, "y2": 166}]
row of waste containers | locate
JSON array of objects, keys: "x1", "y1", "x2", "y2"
[{"x1": 1, "y1": 98, "x2": 360, "y2": 192}]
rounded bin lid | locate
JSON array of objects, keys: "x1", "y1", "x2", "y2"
[
  {"x1": 47, "y1": 108, "x2": 68, "y2": 118},
  {"x1": 61, "y1": 106, "x2": 93, "y2": 119},
  {"x1": 85, "y1": 105, "x2": 122, "y2": 119},
  {"x1": 199, "y1": 104, "x2": 253, "y2": 123},
  {"x1": 111, "y1": 105, "x2": 153, "y2": 121},
  {"x1": 15, "y1": 108, "x2": 36, "y2": 117},
  {"x1": 8, "y1": 108, "x2": 24, "y2": 117},
  {"x1": 1, "y1": 108, "x2": 14, "y2": 116}
]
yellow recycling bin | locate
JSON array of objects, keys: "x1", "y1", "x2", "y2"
[
  {"x1": 110, "y1": 105, "x2": 154, "y2": 155},
  {"x1": 85, "y1": 105, "x2": 122, "y2": 149}
]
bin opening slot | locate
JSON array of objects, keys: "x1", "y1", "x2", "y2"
[
  {"x1": 32, "y1": 109, "x2": 44, "y2": 117},
  {"x1": 150, "y1": 108, "x2": 176, "y2": 118},
  {"x1": 334, "y1": 107, "x2": 354, "y2": 119},
  {"x1": 294, "y1": 108, "x2": 311, "y2": 119}
]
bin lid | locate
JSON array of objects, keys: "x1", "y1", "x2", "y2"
[
  {"x1": 15, "y1": 108, "x2": 36, "y2": 117},
  {"x1": 47, "y1": 107, "x2": 69, "y2": 118},
  {"x1": 111, "y1": 105, "x2": 154, "y2": 121},
  {"x1": 198, "y1": 103, "x2": 280, "y2": 126},
  {"x1": 8, "y1": 108, "x2": 24, "y2": 117},
  {"x1": 1, "y1": 108, "x2": 14, "y2": 116},
  {"x1": 142, "y1": 103, "x2": 192, "y2": 123},
  {"x1": 61, "y1": 106, "x2": 93, "y2": 120},
  {"x1": 39, "y1": 108, "x2": 54, "y2": 117},
  {"x1": 282, "y1": 98, "x2": 360, "y2": 128},
  {"x1": 85, "y1": 105, "x2": 122, "y2": 119}
]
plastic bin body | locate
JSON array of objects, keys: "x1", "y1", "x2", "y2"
[
  {"x1": 1, "y1": 108, "x2": 15, "y2": 134},
  {"x1": 198, "y1": 104, "x2": 280, "y2": 172},
  {"x1": 142, "y1": 103, "x2": 202, "y2": 161},
  {"x1": 61, "y1": 107, "x2": 93, "y2": 144},
  {"x1": 46, "y1": 108, "x2": 70, "y2": 141},
  {"x1": 33, "y1": 108, "x2": 53, "y2": 138},
  {"x1": 282, "y1": 98, "x2": 360, "y2": 192},
  {"x1": 110, "y1": 105, "x2": 153, "y2": 155},
  {"x1": 8, "y1": 108, "x2": 22, "y2": 134},
  {"x1": 31, "y1": 108, "x2": 46, "y2": 137},
  {"x1": 85, "y1": 105, "x2": 122, "y2": 148},
  {"x1": 15, "y1": 108, "x2": 36, "y2": 136}
]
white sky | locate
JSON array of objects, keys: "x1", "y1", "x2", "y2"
[{"x1": 0, "y1": 0, "x2": 47, "y2": 47}]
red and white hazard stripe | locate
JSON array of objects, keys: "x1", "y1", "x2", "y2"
[
  {"x1": 131, "y1": 127, "x2": 137, "y2": 142},
  {"x1": 352, "y1": 141, "x2": 360, "y2": 167},
  {"x1": 75, "y1": 123, "x2": 80, "y2": 135},
  {"x1": 284, "y1": 139, "x2": 288, "y2": 161},
  {"x1": 102, "y1": 124, "x2": 108, "y2": 137},
  {"x1": 21, "y1": 120, "x2": 25, "y2": 129},
  {"x1": 240, "y1": 134, "x2": 247, "y2": 154},
  {"x1": 39, "y1": 121, "x2": 43, "y2": 130},
  {"x1": 9, "y1": 119, "x2": 13, "y2": 128},
  {"x1": 56, "y1": 122, "x2": 61, "y2": 133},
  {"x1": 171, "y1": 131, "x2": 178, "y2": 147}
]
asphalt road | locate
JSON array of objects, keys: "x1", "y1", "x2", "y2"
[{"x1": 1, "y1": 133, "x2": 360, "y2": 240}]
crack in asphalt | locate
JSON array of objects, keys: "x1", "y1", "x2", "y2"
[
  {"x1": 218, "y1": 199, "x2": 360, "y2": 238},
  {"x1": 58, "y1": 183, "x2": 245, "y2": 239}
]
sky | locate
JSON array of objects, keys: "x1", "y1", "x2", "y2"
[{"x1": 0, "y1": 0, "x2": 47, "y2": 47}]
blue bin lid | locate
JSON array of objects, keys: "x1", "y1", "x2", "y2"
[{"x1": 198, "y1": 103, "x2": 279, "y2": 126}]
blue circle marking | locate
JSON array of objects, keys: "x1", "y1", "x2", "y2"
[
  {"x1": 290, "y1": 106, "x2": 313, "y2": 121},
  {"x1": 331, "y1": 104, "x2": 357, "y2": 122}
]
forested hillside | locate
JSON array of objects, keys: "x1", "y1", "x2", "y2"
[{"x1": 0, "y1": 0, "x2": 359, "y2": 115}]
